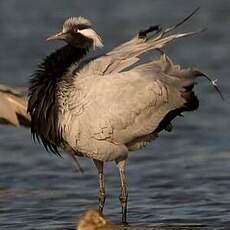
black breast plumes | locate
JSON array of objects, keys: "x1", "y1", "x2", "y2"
[{"x1": 28, "y1": 45, "x2": 87, "y2": 154}]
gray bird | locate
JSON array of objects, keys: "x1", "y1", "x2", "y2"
[{"x1": 24, "y1": 11, "x2": 221, "y2": 224}]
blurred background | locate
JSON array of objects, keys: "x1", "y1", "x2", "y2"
[{"x1": 0, "y1": 0, "x2": 229, "y2": 229}]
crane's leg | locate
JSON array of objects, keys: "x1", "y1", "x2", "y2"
[
  {"x1": 117, "y1": 159, "x2": 128, "y2": 224},
  {"x1": 93, "y1": 159, "x2": 106, "y2": 213}
]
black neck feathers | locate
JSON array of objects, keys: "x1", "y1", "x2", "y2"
[
  {"x1": 28, "y1": 45, "x2": 87, "y2": 154},
  {"x1": 30, "y1": 45, "x2": 87, "y2": 85}
]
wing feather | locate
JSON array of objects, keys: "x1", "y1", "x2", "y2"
[
  {"x1": 0, "y1": 84, "x2": 30, "y2": 127},
  {"x1": 76, "y1": 29, "x2": 199, "y2": 78}
]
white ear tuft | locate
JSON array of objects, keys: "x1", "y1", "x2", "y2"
[{"x1": 79, "y1": 28, "x2": 103, "y2": 49}]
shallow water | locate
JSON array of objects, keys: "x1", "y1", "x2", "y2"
[{"x1": 0, "y1": 1, "x2": 230, "y2": 230}]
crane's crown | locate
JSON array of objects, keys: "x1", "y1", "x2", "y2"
[
  {"x1": 62, "y1": 16, "x2": 92, "y2": 33},
  {"x1": 47, "y1": 16, "x2": 103, "y2": 49}
]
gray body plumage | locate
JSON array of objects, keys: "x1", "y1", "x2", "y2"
[{"x1": 58, "y1": 55, "x2": 195, "y2": 161}]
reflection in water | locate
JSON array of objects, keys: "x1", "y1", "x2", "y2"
[{"x1": 0, "y1": 1, "x2": 229, "y2": 230}]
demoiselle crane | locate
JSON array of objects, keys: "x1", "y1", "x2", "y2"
[{"x1": 0, "y1": 9, "x2": 222, "y2": 224}]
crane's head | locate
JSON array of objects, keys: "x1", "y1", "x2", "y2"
[{"x1": 47, "y1": 17, "x2": 103, "y2": 49}]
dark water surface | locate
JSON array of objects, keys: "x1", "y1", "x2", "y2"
[{"x1": 0, "y1": 1, "x2": 230, "y2": 229}]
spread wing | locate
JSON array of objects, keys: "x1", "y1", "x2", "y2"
[
  {"x1": 77, "y1": 8, "x2": 202, "y2": 77},
  {"x1": 77, "y1": 30, "x2": 199, "y2": 78}
]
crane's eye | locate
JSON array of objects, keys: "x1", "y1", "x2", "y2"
[{"x1": 73, "y1": 26, "x2": 79, "y2": 33}]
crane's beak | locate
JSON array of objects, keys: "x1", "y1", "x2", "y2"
[{"x1": 46, "y1": 32, "x2": 66, "y2": 41}]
